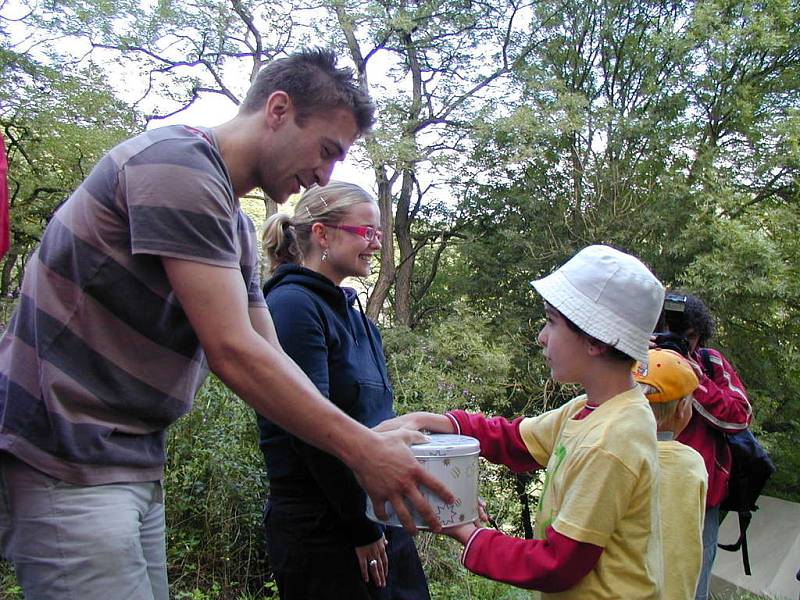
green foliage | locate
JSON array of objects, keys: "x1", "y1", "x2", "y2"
[
  {"x1": 382, "y1": 307, "x2": 513, "y2": 416},
  {"x1": 0, "y1": 36, "x2": 139, "y2": 295},
  {"x1": 0, "y1": 561, "x2": 22, "y2": 600},
  {"x1": 164, "y1": 376, "x2": 272, "y2": 598}
]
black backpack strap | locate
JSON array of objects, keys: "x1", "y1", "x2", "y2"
[
  {"x1": 739, "y1": 511, "x2": 752, "y2": 576},
  {"x1": 718, "y1": 510, "x2": 753, "y2": 576}
]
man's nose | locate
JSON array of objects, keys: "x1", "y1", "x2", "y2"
[{"x1": 314, "y1": 160, "x2": 337, "y2": 187}]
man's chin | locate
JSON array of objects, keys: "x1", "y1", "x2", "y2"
[{"x1": 262, "y1": 188, "x2": 290, "y2": 204}]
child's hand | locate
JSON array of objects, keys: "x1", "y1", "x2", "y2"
[
  {"x1": 373, "y1": 413, "x2": 421, "y2": 433},
  {"x1": 441, "y1": 499, "x2": 491, "y2": 545},
  {"x1": 477, "y1": 497, "x2": 490, "y2": 524},
  {"x1": 373, "y1": 412, "x2": 454, "y2": 434},
  {"x1": 685, "y1": 355, "x2": 704, "y2": 379},
  {"x1": 648, "y1": 334, "x2": 658, "y2": 349}
]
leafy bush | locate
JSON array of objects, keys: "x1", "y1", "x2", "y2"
[
  {"x1": 382, "y1": 306, "x2": 513, "y2": 416},
  {"x1": 164, "y1": 376, "x2": 273, "y2": 598}
]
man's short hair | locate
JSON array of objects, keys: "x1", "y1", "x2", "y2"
[{"x1": 240, "y1": 48, "x2": 376, "y2": 134}]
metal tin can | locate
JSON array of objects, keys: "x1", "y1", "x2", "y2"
[{"x1": 366, "y1": 433, "x2": 480, "y2": 529}]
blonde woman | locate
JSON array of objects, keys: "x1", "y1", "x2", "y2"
[{"x1": 259, "y1": 181, "x2": 429, "y2": 600}]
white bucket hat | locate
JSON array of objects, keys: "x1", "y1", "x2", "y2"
[{"x1": 531, "y1": 245, "x2": 665, "y2": 364}]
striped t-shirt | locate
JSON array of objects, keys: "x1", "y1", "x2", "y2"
[{"x1": 0, "y1": 125, "x2": 266, "y2": 485}]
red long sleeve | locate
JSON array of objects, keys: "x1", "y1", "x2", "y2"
[
  {"x1": 678, "y1": 347, "x2": 753, "y2": 506},
  {"x1": 690, "y1": 348, "x2": 752, "y2": 432},
  {"x1": 461, "y1": 525, "x2": 603, "y2": 592},
  {"x1": 446, "y1": 410, "x2": 542, "y2": 472}
]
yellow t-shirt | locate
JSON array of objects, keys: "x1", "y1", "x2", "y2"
[
  {"x1": 658, "y1": 440, "x2": 707, "y2": 600},
  {"x1": 518, "y1": 388, "x2": 662, "y2": 599}
]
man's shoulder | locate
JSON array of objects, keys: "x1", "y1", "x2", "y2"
[{"x1": 112, "y1": 125, "x2": 224, "y2": 174}]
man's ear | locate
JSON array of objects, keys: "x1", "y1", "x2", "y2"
[{"x1": 264, "y1": 91, "x2": 292, "y2": 129}]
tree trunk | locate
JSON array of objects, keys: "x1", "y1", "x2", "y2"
[
  {"x1": 366, "y1": 170, "x2": 396, "y2": 321},
  {"x1": 393, "y1": 171, "x2": 415, "y2": 327},
  {"x1": 515, "y1": 473, "x2": 534, "y2": 540},
  {"x1": 0, "y1": 253, "x2": 17, "y2": 299}
]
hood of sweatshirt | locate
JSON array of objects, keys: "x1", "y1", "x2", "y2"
[
  {"x1": 265, "y1": 264, "x2": 353, "y2": 316},
  {"x1": 263, "y1": 265, "x2": 385, "y2": 383}
]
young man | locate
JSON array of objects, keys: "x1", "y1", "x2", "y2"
[
  {"x1": 636, "y1": 348, "x2": 708, "y2": 599},
  {"x1": 378, "y1": 245, "x2": 666, "y2": 598},
  {"x1": 0, "y1": 49, "x2": 451, "y2": 600}
]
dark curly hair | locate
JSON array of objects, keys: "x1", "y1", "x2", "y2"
[{"x1": 665, "y1": 292, "x2": 715, "y2": 347}]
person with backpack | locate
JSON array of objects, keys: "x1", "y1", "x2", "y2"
[{"x1": 656, "y1": 292, "x2": 752, "y2": 600}]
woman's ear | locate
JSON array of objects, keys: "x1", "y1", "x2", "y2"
[{"x1": 310, "y1": 222, "x2": 328, "y2": 248}]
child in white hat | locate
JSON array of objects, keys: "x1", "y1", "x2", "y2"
[
  {"x1": 376, "y1": 245, "x2": 666, "y2": 598},
  {"x1": 635, "y1": 348, "x2": 708, "y2": 600}
]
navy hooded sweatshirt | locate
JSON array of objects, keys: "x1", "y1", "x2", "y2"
[{"x1": 258, "y1": 263, "x2": 394, "y2": 546}]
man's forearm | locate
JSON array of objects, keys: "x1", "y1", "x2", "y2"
[
  {"x1": 209, "y1": 327, "x2": 372, "y2": 469},
  {"x1": 162, "y1": 258, "x2": 452, "y2": 531}
]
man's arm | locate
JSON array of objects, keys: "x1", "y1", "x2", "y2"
[{"x1": 164, "y1": 257, "x2": 453, "y2": 531}]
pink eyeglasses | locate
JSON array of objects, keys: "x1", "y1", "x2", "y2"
[{"x1": 327, "y1": 224, "x2": 383, "y2": 243}]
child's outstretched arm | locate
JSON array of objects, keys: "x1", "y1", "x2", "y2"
[
  {"x1": 373, "y1": 412, "x2": 454, "y2": 434},
  {"x1": 376, "y1": 410, "x2": 543, "y2": 472},
  {"x1": 447, "y1": 410, "x2": 542, "y2": 472},
  {"x1": 442, "y1": 523, "x2": 602, "y2": 592}
]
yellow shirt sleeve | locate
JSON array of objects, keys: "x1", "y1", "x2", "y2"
[{"x1": 518, "y1": 396, "x2": 586, "y2": 467}]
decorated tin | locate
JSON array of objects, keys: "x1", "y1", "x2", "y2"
[{"x1": 366, "y1": 433, "x2": 480, "y2": 529}]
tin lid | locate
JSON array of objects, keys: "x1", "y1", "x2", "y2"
[{"x1": 410, "y1": 433, "x2": 479, "y2": 458}]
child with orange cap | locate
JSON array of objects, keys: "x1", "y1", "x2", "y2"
[{"x1": 635, "y1": 348, "x2": 708, "y2": 600}]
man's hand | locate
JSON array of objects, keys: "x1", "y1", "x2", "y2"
[{"x1": 353, "y1": 428, "x2": 455, "y2": 534}]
